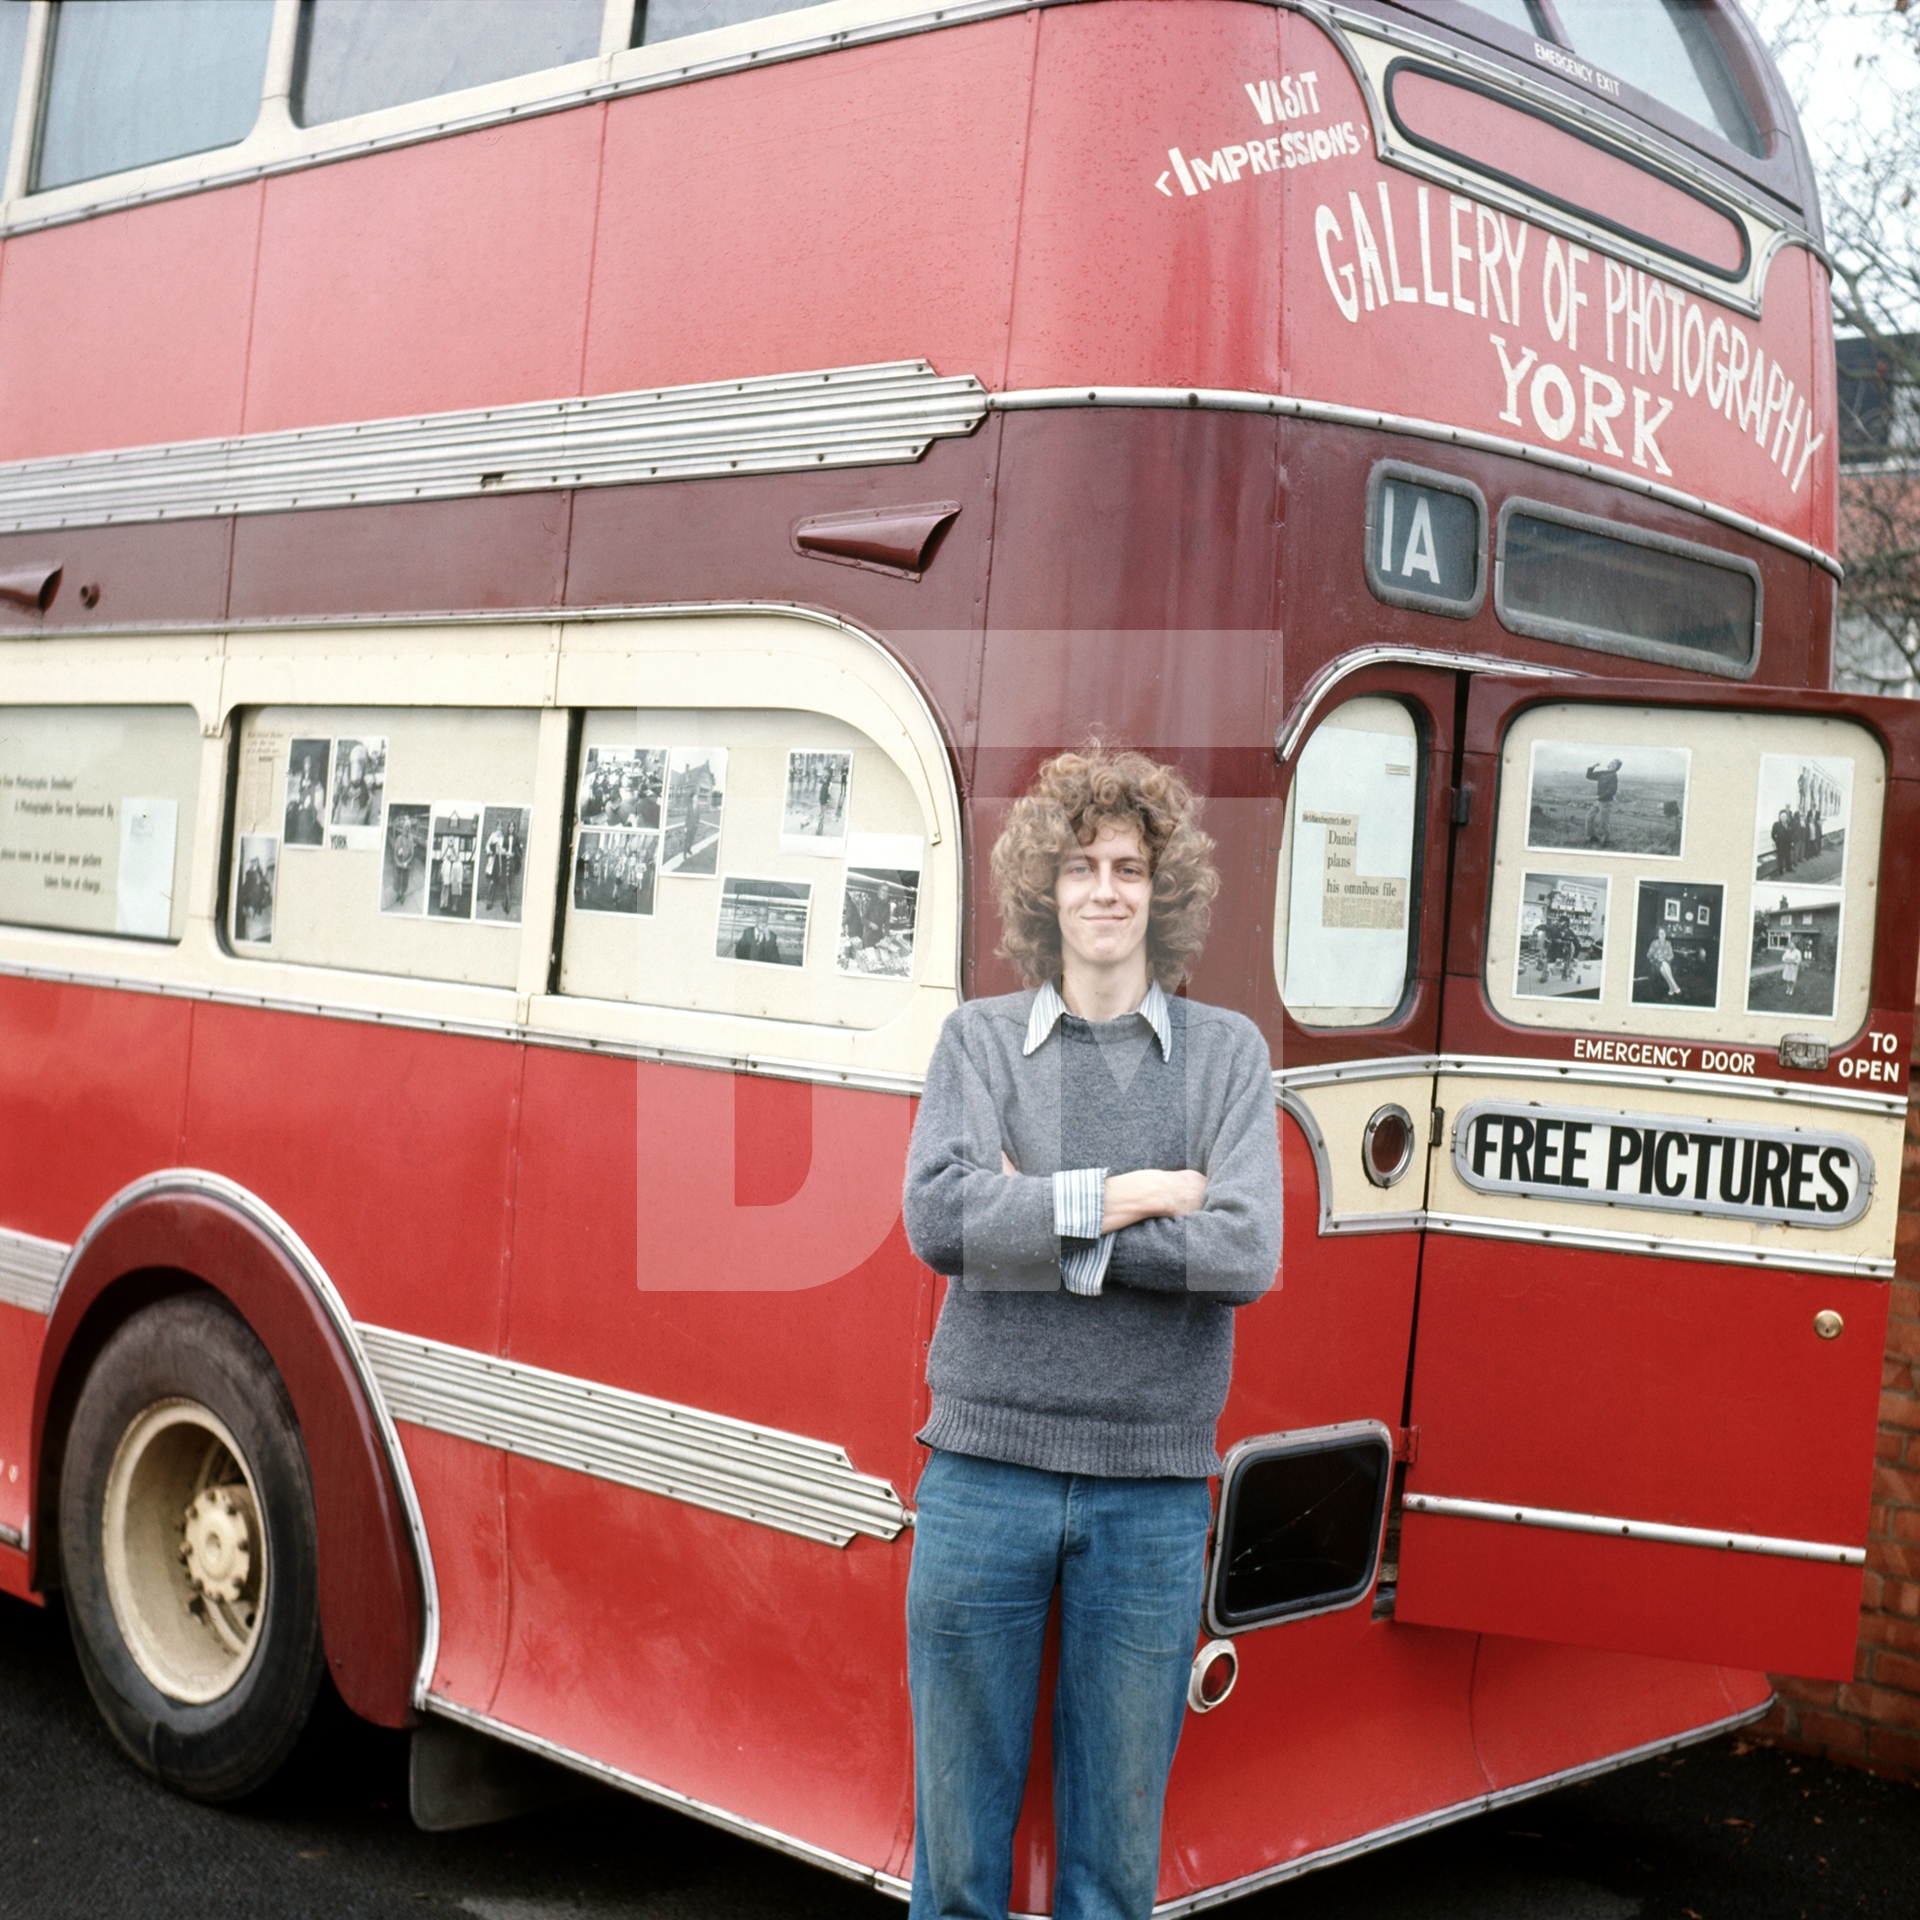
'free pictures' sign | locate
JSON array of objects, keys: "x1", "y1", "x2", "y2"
[{"x1": 1452, "y1": 1098, "x2": 1871, "y2": 1229}]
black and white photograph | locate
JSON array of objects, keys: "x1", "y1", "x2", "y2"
[
  {"x1": 1513, "y1": 871, "x2": 1608, "y2": 1001},
  {"x1": 283, "y1": 738, "x2": 330, "y2": 847},
  {"x1": 781, "y1": 749, "x2": 852, "y2": 856},
  {"x1": 427, "y1": 804, "x2": 481, "y2": 921},
  {"x1": 662, "y1": 747, "x2": 726, "y2": 876},
  {"x1": 326, "y1": 735, "x2": 387, "y2": 850},
  {"x1": 1753, "y1": 752, "x2": 1853, "y2": 887},
  {"x1": 378, "y1": 803, "x2": 430, "y2": 916},
  {"x1": 233, "y1": 834, "x2": 278, "y2": 944},
  {"x1": 1631, "y1": 879, "x2": 1724, "y2": 1008},
  {"x1": 579, "y1": 746, "x2": 665, "y2": 830},
  {"x1": 1525, "y1": 741, "x2": 1689, "y2": 858},
  {"x1": 475, "y1": 805, "x2": 531, "y2": 925},
  {"x1": 1747, "y1": 884, "x2": 1842, "y2": 1019},
  {"x1": 837, "y1": 834, "x2": 923, "y2": 980},
  {"x1": 572, "y1": 828, "x2": 657, "y2": 916},
  {"x1": 716, "y1": 875, "x2": 811, "y2": 967}
]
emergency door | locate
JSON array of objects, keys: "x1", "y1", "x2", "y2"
[{"x1": 1394, "y1": 678, "x2": 1920, "y2": 1679}]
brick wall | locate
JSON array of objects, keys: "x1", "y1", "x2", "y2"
[{"x1": 1758, "y1": 1090, "x2": 1920, "y2": 1781}]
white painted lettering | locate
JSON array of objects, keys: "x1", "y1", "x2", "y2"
[
  {"x1": 1580, "y1": 366, "x2": 1627, "y2": 454},
  {"x1": 1632, "y1": 388, "x2": 1674, "y2": 473},
  {"x1": 1316, "y1": 204, "x2": 1359, "y2": 322},
  {"x1": 1531, "y1": 362, "x2": 1577, "y2": 441},
  {"x1": 1490, "y1": 332, "x2": 1539, "y2": 426}
]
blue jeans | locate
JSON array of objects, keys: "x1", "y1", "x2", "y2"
[{"x1": 906, "y1": 1450, "x2": 1212, "y2": 1920}]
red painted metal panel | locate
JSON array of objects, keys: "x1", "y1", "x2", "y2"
[
  {"x1": 1407, "y1": 1247, "x2": 1887, "y2": 1548},
  {"x1": 509, "y1": 1048, "x2": 930, "y2": 1478},
  {"x1": 399, "y1": 1424, "x2": 508, "y2": 1713},
  {"x1": 1161, "y1": 1620, "x2": 1484, "y2": 1901},
  {"x1": 0, "y1": 186, "x2": 263, "y2": 461},
  {"x1": 0, "y1": 976, "x2": 190, "y2": 1243},
  {"x1": 1469, "y1": 1636, "x2": 1769, "y2": 1791},
  {"x1": 179, "y1": 1003, "x2": 519, "y2": 1354},
  {"x1": 583, "y1": 16, "x2": 1035, "y2": 396},
  {"x1": 245, "y1": 109, "x2": 604, "y2": 435},
  {"x1": 0, "y1": 1305, "x2": 39, "y2": 1543},
  {"x1": 489, "y1": 1452, "x2": 913, "y2": 1871},
  {"x1": 1399, "y1": 1514, "x2": 1865, "y2": 1677},
  {"x1": 0, "y1": 519, "x2": 233, "y2": 634},
  {"x1": 228, "y1": 492, "x2": 572, "y2": 619},
  {"x1": 1004, "y1": 0, "x2": 1283, "y2": 394}
]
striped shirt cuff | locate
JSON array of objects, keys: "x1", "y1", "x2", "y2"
[
  {"x1": 1053, "y1": 1168, "x2": 1114, "y2": 1297},
  {"x1": 1053, "y1": 1167, "x2": 1108, "y2": 1242}
]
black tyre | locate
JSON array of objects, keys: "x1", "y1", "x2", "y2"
[{"x1": 58, "y1": 1292, "x2": 326, "y2": 1801}]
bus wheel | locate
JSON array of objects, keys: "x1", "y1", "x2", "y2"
[{"x1": 58, "y1": 1293, "x2": 325, "y2": 1801}]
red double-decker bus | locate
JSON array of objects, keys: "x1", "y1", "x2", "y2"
[{"x1": 0, "y1": 0, "x2": 1906, "y2": 1909}]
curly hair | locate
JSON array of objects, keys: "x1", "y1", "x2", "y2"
[{"x1": 990, "y1": 742, "x2": 1218, "y2": 990}]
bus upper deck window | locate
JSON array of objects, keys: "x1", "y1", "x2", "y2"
[
  {"x1": 1275, "y1": 697, "x2": 1422, "y2": 1030},
  {"x1": 637, "y1": 2, "x2": 821, "y2": 46},
  {"x1": 296, "y1": 0, "x2": 603, "y2": 126},
  {"x1": 35, "y1": 0, "x2": 275, "y2": 191},
  {"x1": 1551, "y1": 0, "x2": 1763, "y2": 154},
  {"x1": 0, "y1": 706, "x2": 201, "y2": 942},
  {"x1": 0, "y1": 3, "x2": 29, "y2": 185},
  {"x1": 1461, "y1": 1, "x2": 1550, "y2": 35},
  {"x1": 1496, "y1": 502, "x2": 1761, "y2": 679}
]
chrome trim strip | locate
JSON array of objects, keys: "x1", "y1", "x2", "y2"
[
  {"x1": 0, "y1": 955, "x2": 930, "y2": 1097},
  {"x1": 1423, "y1": 1206, "x2": 1894, "y2": 1279},
  {"x1": 1274, "y1": 644, "x2": 1581, "y2": 764},
  {"x1": 988, "y1": 389, "x2": 1841, "y2": 579},
  {"x1": 422, "y1": 1693, "x2": 912, "y2": 1901},
  {"x1": 0, "y1": 1521, "x2": 22, "y2": 1551},
  {"x1": 359, "y1": 1326, "x2": 907, "y2": 1549},
  {"x1": 1143, "y1": 1697, "x2": 1771, "y2": 1918},
  {"x1": 0, "y1": 363, "x2": 986, "y2": 534},
  {"x1": 1279, "y1": 1053, "x2": 1905, "y2": 1118},
  {"x1": 54, "y1": 1172, "x2": 445, "y2": 1710},
  {"x1": 0, "y1": 1226, "x2": 66, "y2": 1316},
  {"x1": 1404, "y1": 1492, "x2": 1864, "y2": 1566}
]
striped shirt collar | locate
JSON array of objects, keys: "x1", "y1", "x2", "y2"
[{"x1": 1023, "y1": 977, "x2": 1173, "y2": 1060}]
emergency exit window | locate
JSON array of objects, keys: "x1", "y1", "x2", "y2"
[
  {"x1": 1364, "y1": 464, "x2": 1486, "y2": 619},
  {"x1": 1276, "y1": 696, "x2": 1423, "y2": 1028}
]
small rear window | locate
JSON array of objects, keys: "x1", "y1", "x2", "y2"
[
  {"x1": 637, "y1": 2, "x2": 821, "y2": 46},
  {"x1": 1496, "y1": 501, "x2": 1760, "y2": 678}
]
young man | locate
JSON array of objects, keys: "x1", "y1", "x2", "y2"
[{"x1": 902, "y1": 745, "x2": 1282, "y2": 1920}]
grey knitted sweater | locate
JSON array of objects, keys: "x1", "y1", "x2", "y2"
[{"x1": 902, "y1": 988, "x2": 1282, "y2": 1478}]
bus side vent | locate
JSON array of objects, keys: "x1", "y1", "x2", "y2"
[{"x1": 793, "y1": 502, "x2": 960, "y2": 580}]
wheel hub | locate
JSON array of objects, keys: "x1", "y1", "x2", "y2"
[{"x1": 180, "y1": 1486, "x2": 255, "y2": 1605}]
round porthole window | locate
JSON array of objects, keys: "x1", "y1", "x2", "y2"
[{"x1": 1362, "y1": 1103, "x2": 1416, "y2": 1188}]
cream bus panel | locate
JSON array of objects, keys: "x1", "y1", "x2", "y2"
[
  {"x1": 559, "y1": 707, "x2": 929, "y2": 1031},
  {"x1": 1275, "y1": 696, "x2": 1421, "y2": 1029},
  {"x1": 230, "y1": 707, "x2": 541, "y2": 987},
  {"x1": 1486, "y1": 704, "x2": 1883, "y2": 1045},
  {"x1": 0, "y1": 706, "x2": 200, "y2": 943}
]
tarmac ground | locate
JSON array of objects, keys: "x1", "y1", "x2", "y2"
[{"x1": 0, "y1": 1591, "x2": 1911, "y2": 1919}]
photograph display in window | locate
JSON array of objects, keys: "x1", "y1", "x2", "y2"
[
  {"x1": 837, "y1": 834, "x2": 922, "y2": 980},
  {"x1": 1752, "y1": 753, "x2": 1851, "y2": 888},
  {"x1": 379, "y1": 804, "x2": 431, "y2": 916},
  {"x1": 1631, "y1": 880, "x2": 1723, "y2": 1008},
  {"x1": 1524, "y1": 742, "x2": 1688, "y2": 858},
  {"x1": 326, "y1": 736, "x2": 387, "y2": 850},
  {"x1": 427, "y1": 805, "x2": 482, "y2": 921},
  {"x1": 284, "y1": 739, "x2": 330, "y2": 848},
  {"x1": 781, "y1": 750, "x2": 851, "y2": 857},
  {"x1": 234, "y1": 834, "x2": 279, "y2": 944},
  {"x1": 717, "y1": 876, "x2": 811, "y2": 968},
  {"x1": 574, "y1": 828, "x2": 658, "y2": 917},
  {"x1": 662, "y1": 747, "x2": 727, "y2": 877},
  {"x1": 1747, "y1": 883, "x2": 1841, "y2": 1019},
  {"x1": 1513, "y1": 871, "x2": 1607, "y2": 1001},
  {"x1": 476, "y1": 806, "x2": 531, "y2": 926},
  {"x1": 579, "y1": 746, "x2": 664, "y2": 830}
]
